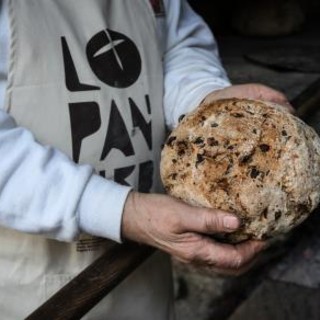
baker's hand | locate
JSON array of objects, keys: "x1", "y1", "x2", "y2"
[
  {"x1": 203, "y1": 83, "x2": 295, "y2": 114},
  {"x1": 122, "y1": 192, "x2": 265, "y2": 273}
]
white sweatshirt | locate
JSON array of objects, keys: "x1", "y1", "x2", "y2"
[{"x1": 0, "y1": 0, "x2": 230, "y2": 243}]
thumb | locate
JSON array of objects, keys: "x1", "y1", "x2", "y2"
[{"x1": 180, "y1": 207, "x2": 241, "y2": 234}]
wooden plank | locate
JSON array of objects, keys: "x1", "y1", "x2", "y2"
[{"x1": 26, "y1": 243, "x2": 153, "y2": 320}]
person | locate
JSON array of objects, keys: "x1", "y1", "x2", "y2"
[{"x1": 0, "y1": 0, "x2": 292, "y2": 319}]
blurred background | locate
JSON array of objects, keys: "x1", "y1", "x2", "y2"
[{"x1": 173, "y1": 1, "x2": 320, "y2": 319}]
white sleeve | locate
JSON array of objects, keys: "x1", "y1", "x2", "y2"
[
  {"x1": 0, "y1": 108, "x2": 131, "y2": 242},
  {"x1": 0, "y1": 0, "x2": 131, "y2": 243},
  {"x1": 163, "y1": 0, "x2": 231, "y2": 128}
]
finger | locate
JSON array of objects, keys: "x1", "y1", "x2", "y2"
[
  {"x1": 180, "y1": 207, "x2": 241, "y2": 234},
  {"x1": 254, "y1": 85, "x2": 295, "y2": 114},
  {"x1": 267, "y1": 97, "x2": 296, "y2": 114},
  {"x1": 208, "y1": 239, "x2": 271, "y2": 276},
  {"x1": 279, "y1": 101, "x2": 296, "y2": 114},
  {"x1": 206, "y1": 253, "x2": 260, "y2": 276},
  {"x1": 266, "y1": 92, "x2": 295, "y2": 112},
  {"x1": 190, "y1": 238, "x2": 266, "y2": 270}
]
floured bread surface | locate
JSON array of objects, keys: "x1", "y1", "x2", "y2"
[{"x1": 160, "y1": 99, "x2": 320, "y2": 243}]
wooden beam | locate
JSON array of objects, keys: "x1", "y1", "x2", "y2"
[{"x1": 26, "y1": 243, "x2": 153, "y2": 320}]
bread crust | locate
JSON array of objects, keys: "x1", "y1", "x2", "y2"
[{"x1": 160, "y1": 99, "x2": 320, "y2": 243}]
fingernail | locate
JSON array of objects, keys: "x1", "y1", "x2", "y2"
[{"x1": 223, "y1": 216, "x2": 239, "y2": 230}]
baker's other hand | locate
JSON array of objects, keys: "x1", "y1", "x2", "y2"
[
  {"x1": 203, "y1": 83, "x2": 295, "y2": 114},
  {"x1": 122, "y1": 192, "x2": 265, "y2": 273}
]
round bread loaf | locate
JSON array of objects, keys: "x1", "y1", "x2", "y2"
[{"x1": 160, "y1": 98, "x2": 320, "y2": 243}]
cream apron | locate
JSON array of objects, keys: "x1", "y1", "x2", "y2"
[{"x1": 1, "y1": 0, "x2": 174, "y2": 319}]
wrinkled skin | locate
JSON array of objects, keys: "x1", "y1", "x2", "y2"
[
  {"x1": 122, "y1": 83, "x2": 291, "y2": 275},
  {"x1": 204, "y1": 83, "x2": 294, "y2": 113}
]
